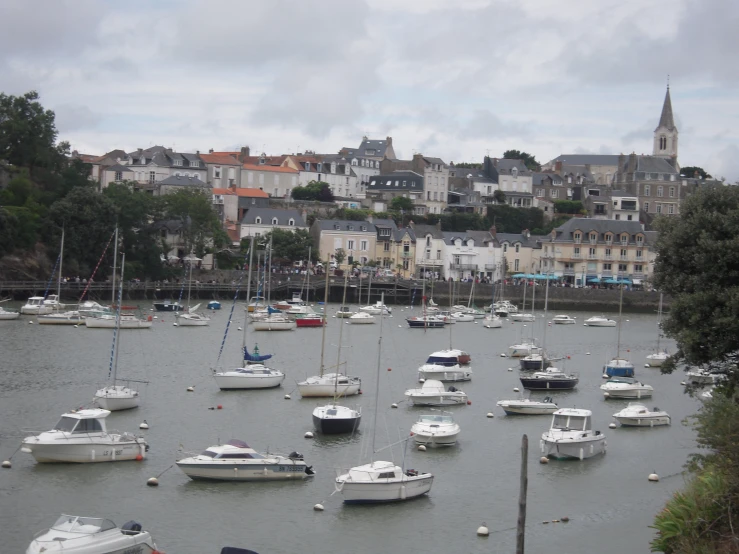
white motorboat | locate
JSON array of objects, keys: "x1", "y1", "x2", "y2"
[
  {"x1": 417, "y1": 363, "x2": 472, "y2": 382},
  {"x1": 497, "y1": 396, "x2": 558, "y2": 415},
  {"x1": 451, "y1": 305, "x2": 486, "y2": 318},
  {"x1": 646, "y1": 350, "x2": 670, "y2": 367},
  {"x1": 77, "y1": 301, "x2": 109, "y2": 316},
  {"x1": 552, "y1": 314, "x2": 576, "y2": 324},
  {"x1": 436, "y1": 310, "x2": 456, "y2": 324},
  {"x1": 508, "y1": 341, "x2": 541, "y2": 358},
  {"x1": 37, "y1": 310, "x2": 83, "y2": 325},
  {"x1": 451, "y1": 311, "x2": 474, "y2": 322},
  {"x1": 404, "y1": 379, "x2": 468, "y2": 406},
  {"x1": 700, "y1": 388, "x2": 714, "y2": 402},
  {"x1": 584, "y1": 315, "x2": 616, "y2": 327},
  {"x1": 26, "y1": 515, "x2": 158, "y2": 554},
  {"x1": 540, "y1": 408, "x2": 606, "y2": 460},
  {"x1": 176, "y1": 306, "x2": 211, "y2": 327},
  {"x1": 494, "y1": 300, "x2": 518, "y2": 316},
  {"x1": 483, "y1": 314, "x2": 503, "y2": 328},
  {"x1": 273, "y1": 292, "x2": 306, "y2": 311},
  {"x1": 247, "y1": 295, "x2": 266, "y2": 313},
  {"x1": 601, "y1": 376, "x2": 653, "y2": 399},
  {"x1": 510, "y1": 312, "x2": 535, "y2": 322},
  {"x1": 286, "y1": 304, "x2": 314, "y2": 316},
  {"x1": 335, "y1": 305, "x2": 355, "y2": 318},
  {"x1": 425, "y1": 349, "x2": 471, "y2": 366},
  {"x1": 0, "y1": 306, "x2": 21, "y2": 320},
  {"x1": 335, "y1": 460, "x2": 434, "y2": 504},
  {"x1": 21, "y1": 408, "x2": 147, "y2": 463},
  {"x1": 612, "y1": 403, "x2": 671, "y2": 427},
  {"x1": 298, "y1": 373, "x2": 361, "y2": 397},
  {"x1": 20, "y1": 294, "x2": 62, "y2": 315},
  {"x1": 176, "y1": 439, "x2": 314, "y2": 481},
  {"x1": 410, "y1": 413, "x2": 460, "y2": 446},
  {"x1": 359, "y1": 301, "x2": 392, "y2": 315},
  {"x1": 348, "y1": 312, "x2": 375, "y2": 324},
  {"x1": 252, "y1": 314, "x2": 296, "y2": 331},
  {"x1": 686, "y1": 369, "x2": 723, "y2": 386},
  {"x1": 93, "y1": 384, "x2": 140, "y2": 411},
  {"x1": 85, "y1": 313, "x2": 153, "y2": 329}
]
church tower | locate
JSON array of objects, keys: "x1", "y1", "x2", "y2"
[{"x1": 653, "y1": 85, "x2": 678, "y2": 164}]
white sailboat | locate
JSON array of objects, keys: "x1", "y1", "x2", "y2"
[
  {"x1": 335, "y1": 293, "x2": 434, "y2": 504},
  {"x1": 93, "y1": 254, "x2": 145, "y2": 411},
  {"x1": 483, "y1": 274, "x2": 503, "y2": 328},
  {"x1": 22, "y1": 228, "x2": 66, "y2": 315},
  {"x1": 175, "y1": 254, "x2": 211, "y2": 326},
  {"x1": 646, "y1": 292, "x2": 669, "y2": 367},
  {"x1": 213, "y1": 236, "x2": 285, "y2": 390},
  {"x1": 602, "y1": 276, "x2": 634, "y2": 378},
  {"x1": 509, "y1": 281, "x2": 535, "y2": 322},
  {"x1": 298, "y1": 261, "x2": 361, "y2": 397}
]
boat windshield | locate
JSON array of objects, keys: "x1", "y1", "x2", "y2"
[
  {"x1": 419, "y1": 415, "x2": 453, "y2": 424},
  {"x1": 200, "y1": 450, "x2": 218, "y2": 457},
  {"x1": 610, "y1": 377, "x2": 636, "y2": 384},
  {"x1": 50, "y1": 515, "x2": 116, "y2": 535},
  {"x1": 53, "y1": 417, "x2": 78, "y2": 432}
]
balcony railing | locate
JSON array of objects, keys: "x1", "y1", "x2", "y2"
[
  {"x1": 587, "y1": 254, "x2": 598, "y2": 260},
  {"x1": 418, "y1": 260, "x2": 443, "y2": 267},
  {"x1": 620, "y1": 255, "x2": 629, "y2": 261},
  {"x1": 572, "y1": 253, "x2": 581, "y2": 259},
  {"x1": 632, "y1": 273, "x2": 645, "y2": 279},
  {"x1": 604, "y1": 254, "x2": 614, "y2": 260},
  {"x1": 450, "y1": 263, "x2": 478, "y2": 270},
  {"x1": 401, "y1": 252, "x2": 413, "y2": 258},
  {"x1": 601, "y1": 270, "x2": 613, "y2": 277},
  {"x1": 484, "y1": 264, "x2": 497, "y2": 269}
]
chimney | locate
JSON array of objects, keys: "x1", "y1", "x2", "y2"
[
  {"x1": 408, "y1": 220, "x2": 415, "y2": 229},
  {"x1": 209, "y1": 148, "x2": 214, "y2": 154},
  {"x1": 230, "y1": 183, "x2": 237, "y2": 192},
  {"x1": 301, "y1": 209, "x2": 308, "y2": 222},
  {"x1": 196, "y1": 150, "x2": 200, "y2": 155},
  {"x1": 489, "y1": 225, "x2": 497, "y2": 237},
  {"x1": 555, "y1": 161, "x2": 562, "y2": 172},
  {"x1": 386, "y1": 136, "x2": 392, "y2": 146},
  {"x1": 138, "y1": 148, "x2": 143, "y2": 155}
]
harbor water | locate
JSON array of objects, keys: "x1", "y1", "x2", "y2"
[{"x1": 0, "y1": 303, "x2": 699, "y2": 553}]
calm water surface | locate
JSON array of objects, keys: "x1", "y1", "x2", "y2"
[{"x1": 0, "y1": 302, "x2": 700, "y2": 553}]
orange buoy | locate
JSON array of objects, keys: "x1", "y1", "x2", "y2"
[
  {"x1": 135, "y1": 454, "x2": 143, "y2": 461},
  {"x1": 147, "y1": 315, "x2": 153, "y2": 322},
  {"x1": 387, "y1": 368, "x2": 392, "y2": 372},
  {"x1": 217, "y1": 405, "x2": 223, "y2": 410},
  {"x1": 467, "y1": 400, "x2": 472, "y2": 405}
]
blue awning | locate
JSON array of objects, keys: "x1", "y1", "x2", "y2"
[
  {"x1": 587, "y1": 277, "x2": 602, "y2": 283},
  {"x1": 512, "y1": 273, "x2": 527, "y2": 278}
]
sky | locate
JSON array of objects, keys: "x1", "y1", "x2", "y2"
[{"x1": 2, "y1": 0, "x2": 738, "y2": 180}]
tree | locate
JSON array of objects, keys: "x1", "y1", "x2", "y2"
[
  {"x1": 0, "y1": 91, "x2": 64, "y2": 173},
  {"x1": 679, "y1": 166, "x2": 712, "y2": 179},
  {"x1": 291, "y1": 180, "x2": 334, "y2": 202},
  {"x1": 553, "y1": 200, "x2": 585, "y2": 215},
  {"x1": 486, "y1": 205, "x2": 545, "y2": 234},
  {"x1": 493, "y1": 189, "x2": 506, "y2": 204},
  {"x1": 257, "y1": 228, "x2": 315, "y2": 265},
  {"x1": 162, "y1": 188, "x2": 225, "y2": 257},
  {"x1": 334, "y1": 247, "x2": 346, "y2": 265},
  {"x1": 653, "y1": 186, "x2": 739, "y2": 388},
  {"x1": 390, "y1": 196, "x2": 413, "y2": 211},
  {"x1": 451, "y1": 162, "x2": 482, "y2": 169},
  {"x1": 503, "y1": 149, "x2": 541, "y2": 171}
]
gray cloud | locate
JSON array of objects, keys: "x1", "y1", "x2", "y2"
[{"x1": 54, "y1": 104, "x2": 101, "y2": 133}]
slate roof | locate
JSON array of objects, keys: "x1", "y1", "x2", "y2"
[
  {"x1": 635, "y1": 156, "x2": 679, "y2": 175},
  {"x1": 348, "y1": 138, "x2": 392, "y2": 159},
  {"x1": 550, "y1": 155, "x2": 621, "y2": 166},
  {"x1": 315, "y1": 220, "x2": 376, "y2": 233},
  {"x1": 105, "y1": 164, "x2": 132, "y2": 173},
  {"x1": 156, "y1": 175, "x2": 208, "y2": 187},
  {"x1": 532, "y1": 172, "x2": 564, "y2": 186},
  {"x1": 392, "y1": 228, "x2": 416, "y2": 242},
  {"x1": 610, "y1": 190, "x2": 637, "y2": 198},
  {"x1": 496, "y1": 233, "x2": 543, "y2": 249},
  {"x1": 240, "y1": 208, "x2": 306, "y2": 227},
  {"x1": 656, "y1": 87, "x2": 676, "y2": 131},
  {"x1": 442, "y1": 230, "x2": 495, "y2": 246},
  {"x1": 372, "y1": 218, "x2": 398, "y2": 230},
  {"x1": 492, "y1": 158, "x2": 531, "y2": 175},
  {"x1": 423, "y1": 156, "x2": 446, "y2": 166},
  {"x1": 411, "y1": 223, "x2": 444, "y2": 239},
  {"x1": 367, "y1": 171, "x2": 424, "y2": 190},
  {"x1": 553, "y1": 218, "x2": 649, "y2": 243}
]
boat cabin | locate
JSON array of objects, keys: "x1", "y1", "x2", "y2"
[
  {"x1": 417, "y1": 414, "x2": 454, "y2": 426},
  {"x1": 25, "y1": 297, "x2": 45, "y2": 306},
  {"x1": 425, "y1": 349, "x2": 471, "y2": 367},
  {"x1": 49, "y1": 515, "x2": 117, "y2": 535},
  {"x1": 549, "y1": 409, "x2": 592, "y2": 432},
  {"x1": 200, "y1": 439, "x2": 266, "y2": 459},
  {"x1": 52, "y1": 409, "x2": 110, "y2": 434}
]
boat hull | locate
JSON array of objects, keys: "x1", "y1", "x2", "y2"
[
  {"x1": 93, "y1": 394, "x2": 140, "y2": 412},
  {"x1": 646, "y1": 354, "x2": 668, "y2": 367},
  {"x1": 510, "y1": 314, "x2": 535, "y2": 322},
  {"x1": 177, "y1": 461, "x2": 310, "y2": 481},
  {"x1": 213, "y1": 373, "x2": 285, "y2": 389},
  {"x1": 295, "y1": 318, "x2": 326, "y2": 327},
  {"x1": 417, "y1": 368, "x2": 472, "y2": 382},
  {"x1": 0, "y1": 312, "x2": 20, "y2": 320},
  {"x1": 541, "y1": 435, "x2": 606, "y2": 460},
  {"x1": 407, "y1": 319, "x2": 445, "y2": 328},
  {"x1": 519, "y1": 378, "x2": 578, "y2": 391},
  {"x1": 348, "y1": 317, "x2": 375, "y2": 324},
  {"x1": 22, "y1": 440, "x2": 147, "y2": 464},
  {"x1": 498, "y1": 405, "x2": 558, "y2": 415},
  {"x1": 614, "y1": 415, "x2": 671, "y2": 427},
  {"x1": 21, "y1": 305, "x2": 54, "y2": 315},
  {"x1": 602, "y1": 388, "x2": 652, "y2": 399},
  {"x1": 312, "y1": 414, "x2": 361, "y2": 434},
  {"x1": 36, "y1": 314, "x2": 82, "y2": 325},
  {"x1": 252, "y1": 321, "x2": 297, "y2": 331},
  {"x1": 85, "y1": 318, "x2": 153, "y2": 329},
  {"x1": 404, "y1": 394, "x2": 467, "y2": 407},
  {"x1": 584, "y1": 320, "x2": 616, "y2": 327},
  {"x1": 339, "y1": 474, "x2": 434, "y2": 504},
  {"x1": 411, "y1": 430, "x2": 459, "y2": 446},
  {"x1": 153, "y1": 302, "x2": 182, "y2": 312},
  {"x1": 26, "y1": 529, "x2": 158, "y2": 554},
  {"x1": 298, "y1": 383, "x2": 361, "y2": 397},
  {"x1": 175, "y1": 317, "x2": 210, "y2": 326},
  {"x1": 483, "y1": 317, "x2": 502, "y2": 328}
]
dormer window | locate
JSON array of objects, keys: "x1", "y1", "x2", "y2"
[
  {"x1": 426, "y1": 236, "x2": 431, "y2": 246},
  {"x1": 511, "y1": 167, "x2": 518, "y2": 178},
  {"x1": 174, "y1": 159, "x2": 182, "y2": 166},
  {"x1": 574, "y1": 232, "x2": 582, "y2": 243},
  {"x1": 191, "y1": 161, "x2": 199, "y2": 168},
  {"x1": 361, "y1": 225, "x2": 367, "y2": 231},
  {"x1": 331, "y1": 163, "x2": 336, "y2": 173},
  {"x1": 515, "y1": 243, "x2": 520, "y2": 253},
  {"x1": 305, "y1": 163, "x2": 310, "y2": 171},
  {"x1": 270, "y1": 218, "x2": 277, "y2": 225},
  {"x1": 503, "y1": 244, "x2": 508, "y2": 253},
  {"x1": 316, "y1": 163, "x2": 322, "y2": 172},
  {"x1": 348, "y1": 225, "x2": 354, "y2": 231},
  {"x1": 259, "y1": 157, "x2": 266, "y2": 165},
  {"x1": 636, "y1": 235, "x2": 644, "y2": 246},
  {"x1": 605, "y1": 233, "x2": 613, "y2": 244},
  {"x1": 620, "y1": 234, "x2": 628, "y2": 245},
  {"x1": 455, "y1": 239, "x2": 462, "y2": 247},
  {"x1": 255, "y1": 217, "x2": 262, "y2": 224},
  {"x1": 351, "y1": 159, "x2": 358, "y2": 166},
  {"x1": 467, "y1": 239, "x2": 474, "y2": 247},
  {"x1": 589, "y1": 232, "x2": 597, "y2": 244},
  {"x1": 288, "y1": 218, "x2": 295, "y2": 226},
  {"x1": 140, "y1": 157, "x2": 146, "y2": 165}
]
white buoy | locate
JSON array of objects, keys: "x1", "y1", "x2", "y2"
[
  {"x1": 284, "y1": 394, "x2": 291, "y2": 400},
  {"x1": 417, "y1": 445, "x2": 426, "y2": 451},
  {"x1": 648, "y1": 473, "x2": 660, "y2": 482},
  {"x1": 398, "y1": 325, "x2": 402, "y2": 328},
  {"x1": 513, "y1": 387, "x2": 520, "y2": 393},
  {"x1": 146, "y1": 477, "x2": 159, "y2": 487},
  {"x1": 508, "y1": 367, "x2": 513, "y2": 372},
  {"x1": 644, "y1": 364, "x2": 650, "y2": 368},
  {"x1": 139, "y1": 420, "x2": 149, "y2": 430},
  {"x1": 474, "y1": 321, "x2": 478, "y2": 324},
  {"x1": 477, "y1": 523, "x2": 490, "y2": 536},
  {"x1": 609, "y1": 422, "x2": 617, "y2": 429},
  {"x1": 304, "y1": 431, "x2": 314, "y2": 439},
  {"x1": 186, "y1": 386, "x2": 194, "y2": 392},
  {"x1": 313, "y1": 503, "x2": 324, "y2": 511},
  {"x1": 500, "y1": 353, "x2": 507, "y2": 357},
  {"x1": 680, "y1": 381, "x2": 686, "y2": 386},
  {"x1": 583, "y1": 323, "x2": 587, "y2": 326},
  {"x1": 173, "y1": 323, "x2": 178, "y2": 326},
  {"x1": 486, "y1": 412, "x2": 494, "y2": 418},
  {"x1": 603, "y1": 392, "x2": 610, "y2": 398},
  {"x1": 586, "y1": 352, "x2": 591, "y2": 355},
  {"x1": 1, "y1": 460, "x2": 11, "y2": 469},
  {"x1": 73, "y1": 324, "x2": 79, "y2": 328},
  {"x1": 237, "y1": 327, "x2": 242, "y2": 331},
  {"x1": 28, "y1": 321, "x2": 33, "y2": 324},
  {"x1": 419, "y1": 378, "x2": 425, "y2": 383},
  {"x1": 391, "y1": 403, "x2": 398, "y2": 409},
  {"x1": 540, "y1": 457, "x2": 549, "y2": 464}
]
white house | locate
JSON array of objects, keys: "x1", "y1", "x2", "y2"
[{"x1": 442, "y1": 231, "x2": 501, "y2": 281}]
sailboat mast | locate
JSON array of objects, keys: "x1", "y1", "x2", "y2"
[
  {"x1": 448, "y1": 277, "x2": 453, "y2": 347},
  {"x1": 333, "y1": 272, "x2": 349, "y2": 401},
  {"x1": 302, "y1": 246, "x2": 311, "y2": 299},
  {"x1": 542, "y1": 272, "x2": 551, "y2": 350},
  {"x1": 656, "y1": 292, "x2": 663, "y2": 350},
  {"x1": 371, "y1": 292, "x2": 386, "y2": 457},
  {"x1": 367, "y1": 273, "x2": 372, "y2": 305},
  {"x1": 267, "y1": 234, "x2": 273, "y2": 304},
  {"x1": 187, "y1": 255, "x2": 193, "y2": 309},
  {"x1": 616, "y1": 276, "x2": 624, "y2": 358},
  {"x1": 242, "y1": 236, "x2": 255, "y2": 351},
  {"x1": 57, "y1": 226, "x2": 64, "y2": 299},
  {"x1": 318, "y1": 260, "x2": 330, "y2": 377},
  {"x1": 112, "y1": 254, "x2": 125, "y2": 383},
  {"x1": 111, "y1": 227, "x2": 118, "y2": 306}
]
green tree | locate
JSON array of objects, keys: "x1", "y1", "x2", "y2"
[
  {"x1": 334, "y1": 247, "x2": 346, "y2": 265},
  {"x1": 390, "y1": 196, "x2": 413, "y2": 211},
  {"x1": 553, "y1": 200, "x2": 584, "y2": 214},
  {"x1": 493, "y1": 189, "x2": 506, "y2": 204},
  {"x1": 503, "y1": 149, "x2": 541, "y2": 171},
  {"x1": 255, "y1": 228, "x2": 315, "y2": 265},
  {"x1": 0, "y1": 91, "x2": 62, "y2": 173},
  {"x1": 653, "y1": 186, "x2": 739, "y2": 388},
  {"x1": 291, "y1": 180, "x2": 334, "y2": 202},
  {"x1": 162, "y1": 188, "x2": 225, "y2": 257},
  {"x1": 451, "y1": 162, "x2": 482, "y2": 169},
  {"x1": 679, "y1": 165, "x2": 712, "y2": 179},
  {"x1": 486, "y1": 205, "x2": 545, "y2": 234},
  {"x1": 440, "y1": 212, "x2": 486, "y2": 232}
]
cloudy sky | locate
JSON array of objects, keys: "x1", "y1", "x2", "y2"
[{"x1": 2, "y1": 0, "x2": 738, "y2": 180}]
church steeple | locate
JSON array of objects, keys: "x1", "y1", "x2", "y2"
[{"x1": 653, "y1": 83, "x2": 678, "y2": 162}]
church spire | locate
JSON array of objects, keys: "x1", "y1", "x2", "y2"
[{"x1": 656, "y1": 84, "x2": 676, "y2": 132}]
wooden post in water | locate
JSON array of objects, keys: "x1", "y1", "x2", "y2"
[{"x1": 516, "y1": 434, "x2": 528, "y2": 554}]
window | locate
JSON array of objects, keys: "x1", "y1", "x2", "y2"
[
  {"x1": 149, "y1": 171, "x2": 156, "y2": 184},
  {"x1": 347, "y1": 240, "x2": 355, "y2": 250},
  {"x1": 550, "y1": 189, "x2": 559, "y2": 198},
  {"x1": 574, "y1": 247, "x2": 581, "y2": 257},
  {"x1": 636, "y1": 249, "x2": 643, "y2": 259},
  {"x1": 574, "y1": 232, "x2": 581, "y2": 243},
  {"x1": 636, "y1": 235, "x2": 644, "y2": 246},
  {"x1": 288, "y1": 218, "x2": 295, "y2": 226},
  {"x1": 436, "y1": 249, "x2": 441, "y2": 259},
  {"x1": 271, "y1": 218, "x2": 278, "y2": 225},
  {"x1": 657, "y1": 186, "x2": 664, "y2": 197},
  {"x1": 274, "y1": 188, "x2": 279, "y2": 197},
  {"x1": 620, "y1": 248, "x2": 627, "y2": 258},
  {"x1": 657, "y1": 204, "x2": 662, "y2": 214},
  {"x1": 634, "y1": 264, "x2": 643, "y2": 273},
  {"x1": 317, "y1": 163, "x2": 322, "y2": 172},
  {"x1": 615, "y1": 214, "x2": 621, "y2": 220},
  {"x1": 668, "y1": 204, "x2": 675, "y2": 214},
  {"x1": 348, "y1": 225, "x2": 354, "y2": 231},
  {"x1": 515, "y1": 244, "x2": 520, "y2": 253},
  {"x1": 258, "y1": 173, "x2": 264, "y2": 185},
  {"x1": 618, "y1": 263, "x2": 628, "y2": 272},
  {"x1": 361, "y1": 240, "x2": 368, "y2": 251},
  {"x1": 304, "y1": 162, "x2": 310, "y2": 171},
  {"x1": 620, "y1": 234, "x2": 628, "y2": 245},
  {"x1": 589, "y1": 233, "x2": 597, "y2": 244},
  {"x1": 514, "y1": 259, "x2": 520, "y2": 271},
  {"x1": 191, "y1": 161, "x2": 199, "y2": 168},
  {"x1": 669, "y1": 186, "x2": 675, "y2": 198},
  {"x1": 248, "y1": 172, "x2": 254, "y2": 184},
  {"x1": 644, "y1": 184, "x2": 650, "y2": 196},
  {"x1": 605, "y1": 234, "x2": 612, "y2": 244},
  {"x1": 383, "y1": 241, "x2": 390, "y2": 251},
  {"x1": 174, "y1": 159, "x2": 182, "y2": 167},
  {"x1": 659, "y1": 135, "x2": 666, "y2": 150},
  {"x1": 644, "y1": 202, "x2": 649, "y2": 212},
  {"x1": 603, "y1": 263, "x2": 612, "y2": 271},
  {"x1": 214, "y1": 166, "x2": 221, "y2": 178},
  {"x1": 589, "y1": 247, "x2": 596, "y2": 257},
  {"x1": 427, "y1": 192, "x2": 431, "y2": 200},
  {"x1": 255, "y1": 217, "x2": 262, "y2": 224},
  {"x1": 453, "y1": 255, "x2": 461, "y2": 265},
  {"x1": 503, "y1": 244, "x2": 508, "y2": 253},
  {"x1": 114, "y1": 171, "x2": 122, "y2": 181}
]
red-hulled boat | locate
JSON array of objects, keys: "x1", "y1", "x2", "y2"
[{"x1": 295, "y1": 314, "x2": 326, "y2": 327}]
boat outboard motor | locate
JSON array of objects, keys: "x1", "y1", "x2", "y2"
[
  {"x1": 221, "y1": 548, "x2": 259, "y2": 554},
  {"x1": 448, "y1": 386, "x2": 457, "y2": 392},
  {"x1": 305, "y1": 465, "x2": 315, "y2": 475},
  {"x1": 288, "y1": 451, "x2": 304, "y2": 460},
  {"x1": 121, "y1": 521, "x2": 142, "y2": 535}
]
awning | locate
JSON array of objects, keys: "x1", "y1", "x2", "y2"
[
  {"x1": 512, "y1": 273, "x2": 527, "y2": 278},
  {"x1": 587, "y1": 277, "x2": 602, "y2": 283}
]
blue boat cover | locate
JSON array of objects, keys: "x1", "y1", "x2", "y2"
[
  {"x1": 243, "y1": 345, "x2": 273, "y2": 362},
  {"x1": 267, "y1": 306, "x2": 281, "y2": 314}
]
